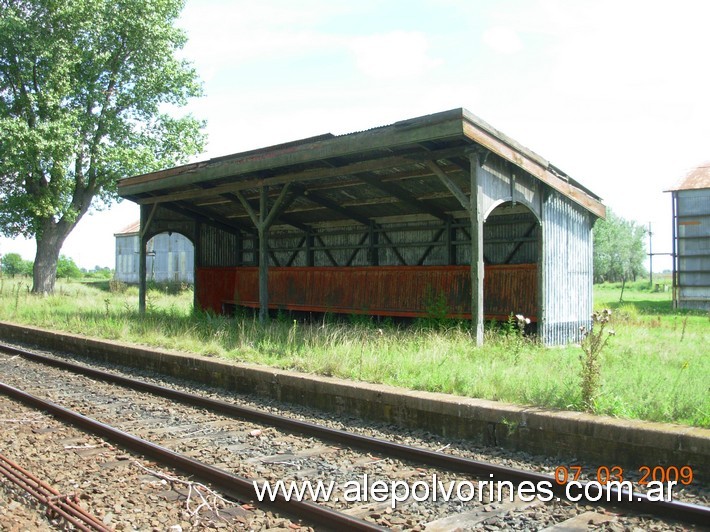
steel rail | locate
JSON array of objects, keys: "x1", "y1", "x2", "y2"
[
  {"x1": 0, "y1": 381, "x2": 384, "y2": 531},
  {"x1": 0, "y1": 453, "x2": 111, "y2": 532},
  {"x1": 1, "y1": 342, "x2": 709, "y2": 525}
]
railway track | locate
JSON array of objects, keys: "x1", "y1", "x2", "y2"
[{"x1": 0, "y1": 341, "x2": 707, "y2": 530}]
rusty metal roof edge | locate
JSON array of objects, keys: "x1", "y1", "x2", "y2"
[
  {"x1": 113, "y1": 220, "x2": 141, "y2": 236},
  {"x1": 664, "y1": 162, "x2": 710, "y2": 192},
  {"x1": 461, "y1": 109, "x2": 549, "y2": 169}
]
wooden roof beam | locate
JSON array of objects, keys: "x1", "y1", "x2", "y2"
[
  {"x1": 163, "y1": 202, "x2": 255, "y2": 237},
  {"x1": 127, "y1": 147, "x2": 467, "y2": 205},
  {"x1": 299, "y1": 186, "x2": 372, "y2": 226},
  {"x1": 355, "y1": 172, "x2": 451, "y2": 221}
]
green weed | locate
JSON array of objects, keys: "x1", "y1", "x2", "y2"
[{"x1": 0, "y1": 278, "x2": 707, "y2": 427}]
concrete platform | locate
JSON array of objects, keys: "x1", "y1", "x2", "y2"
[{"x1": 1, "y1": 320, "x2": 708, "y2": 474}]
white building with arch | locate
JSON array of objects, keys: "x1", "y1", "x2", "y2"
[{"x1": 114, "y1": 221, "x2": 194, "y2": 284}]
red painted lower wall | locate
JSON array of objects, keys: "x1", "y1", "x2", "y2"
[{"x1": 196, "y1": 264, "x2": 537, "y2": 321}]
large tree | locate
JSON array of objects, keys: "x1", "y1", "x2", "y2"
[
  {"x1": 593, "y1": 208, "x2": 647, "y2": 286},
  {"x1": 0, "y1": 0, "x2": 205, "y2": 293}
]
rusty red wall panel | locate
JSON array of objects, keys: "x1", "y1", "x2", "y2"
[{"x1": 196, "y1": 264, "x2": 537, "y2": 321}]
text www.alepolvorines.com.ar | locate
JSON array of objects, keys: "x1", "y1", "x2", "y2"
[{"x1": 253, "y1": 473, "x2": 679, "y2": 508}]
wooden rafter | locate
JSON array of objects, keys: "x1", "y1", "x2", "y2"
[
  {"x1": 169, "y1": 201, "x2": 255, "y2": 236},
  {"x1": 427, "y1": 160, "x2": 470, "y2": 213},
  {"x1": 355, "y1": 172, "x2": 450, "y2": 221}
]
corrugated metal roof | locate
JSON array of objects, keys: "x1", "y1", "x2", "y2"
[
  {"x1": 667, "y1": 162, "x2": 710, "y2": 191},
  {"x1": 114, "y1": 220, "x2": 140, "y2": 236}
]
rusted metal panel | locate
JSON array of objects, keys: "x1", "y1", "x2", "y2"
[
  {"x1": 196, "y1": 264, "x2": 537, "y2": 321},
  {"x1": 666, "y1": 162, "x2": 710, "y2": 191}
]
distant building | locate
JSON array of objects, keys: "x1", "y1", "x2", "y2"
[
  {"x1": 667, "y1": 163, "x2": 710, "y2": 310},
  {"x1": 114, "y1": 221, "x2": 194, "y2": 284}
]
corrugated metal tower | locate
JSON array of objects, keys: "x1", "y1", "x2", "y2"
[{"x1": 667, "y1": 163, "x2": 710, "y2": 310}]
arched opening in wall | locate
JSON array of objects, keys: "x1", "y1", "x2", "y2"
[
  {"x1": 140, "y1": 231, "x2": 195, "y2": 285},
  {"x1": 116, "y1": 230, "x2": 195, "y2": 285},
  {"x1": 483, "y1": 201, "x2": 540, "y2": 323}
]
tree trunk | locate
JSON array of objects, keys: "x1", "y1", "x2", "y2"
[{"x1": 32, "y1": 221, "x2": 71, "y2": 294}]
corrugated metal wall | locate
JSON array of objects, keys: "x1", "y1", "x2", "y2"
[
  {"x1": 199, "y1": 225, "x2": 255, "y2": 267},
  {"x1": 269, "y1": 220, "x2": 470, "y2": 268},
  {"x1": 675, "y1": 188, "x2": 710, "y2": 310},
  {"x1": 115, "y1": 234, "x2": 139, "y2": 283},
  {"x1": 541, "y1": 191, "x2": 594, "y2": 345},
  {"x1": 483, "y1": 213, "x2": 539, "y2": 265},
  {"x1": 115, "y1": 232, "x2": 194, "y2": 284},
  {"x1": 480, "y1": 156, "x2": 542, "y2": 220}
]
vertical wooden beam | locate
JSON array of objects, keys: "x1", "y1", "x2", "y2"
[
  {"x1": 468, "y1": 150, "x2": 484, "y2": 345},
  {"x1": 286, "y1": 236, "x2": 306, "y2": 267},
  {"x1": 138, "y1": 205, "x2": 149, "y2": 314},
  {"x1": 369, "y1": 222, "x2": 379, "y2": 266},
  {"x1": 236, "y1": 229, "x2": 243, "y2": 267},
  {"x1": 306, "y1": 232, "x2": 314, "y2": 266},
  {"x1": 446, "y1": 218, "x2": 456, "y2": 265},
  {"x1": 259, "y1": 185, "x2": 269, "y2": 323},
  {"x1": 193, "y1": 221, "x2": 202, "y2": 312}
]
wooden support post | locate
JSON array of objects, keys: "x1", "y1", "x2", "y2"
[
  {"x1": 446, "y1": 218, "x2": 456, "y2": 265},
  {"x1": 258, "y1": 185, "x2": 269, "y2": 323},
  {"x1": 369, "y1": 222, "x2": 379, "y2": 266},
  {"x1": 138, "y1": 205, "x2": 149, "y2": 314},
  {"x1": 236, "y1": 230, "x2": 243, "y2": 266},
  {"x1": 193, "y1": 221, "x2": 201, "y2": 311},
  {"x1": 468, "y1": 150, "x2": 485, "y2": 345},
  {"x1": 306, "y1": 232, "x2": 314, "y2": 266}
]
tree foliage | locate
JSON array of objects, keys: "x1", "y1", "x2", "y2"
[
  {"x1": 0, "y1": 252, "x2": 33, "y2": 277},
  {"x1": 56, "y1": 255, "x2": 82, "y2": 279},
  {"x1": 0, "y1": 0, "x2": 206, "y2": 293},
  {"x1": 593, "y1": 209, "x2": 647, "y2": 284}
]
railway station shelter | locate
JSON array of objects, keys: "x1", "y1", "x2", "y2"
[{"x1": 118, "y1": 109, "x2": 605, "y2": 345}]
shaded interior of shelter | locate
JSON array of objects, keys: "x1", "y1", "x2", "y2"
[{"x1": 187, "y1": 197, "x2": 541, "y2": 323}]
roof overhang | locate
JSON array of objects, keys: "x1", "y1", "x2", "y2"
[{"x1": 118, "y1": 108, "x2": 605, "y2": 230}]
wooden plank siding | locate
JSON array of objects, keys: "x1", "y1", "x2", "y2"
[{"x1": 197, "y1": 264, "x2": 538, "y2": 322}]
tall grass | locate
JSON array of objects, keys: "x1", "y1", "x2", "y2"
[{"x1": 0, "y1": 276, "x2": 707, "y2": 427}]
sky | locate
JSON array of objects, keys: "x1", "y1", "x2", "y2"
[{"x1": 2, "y1": 0, "x2": 709, "y2": 271}]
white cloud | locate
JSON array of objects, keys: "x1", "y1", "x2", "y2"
[{"x1": 178, "y1": 1, "x2": 350, "y2": 80}]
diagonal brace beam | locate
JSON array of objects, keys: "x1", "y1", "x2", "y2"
[{"x1": 428, "y1": 160, "x2": 470, "y2": 213}]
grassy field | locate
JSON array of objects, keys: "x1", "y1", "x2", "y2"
[{"x1": 0, "y1": 275, "x2": 707, "y2": 428}]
